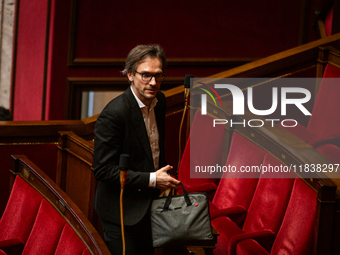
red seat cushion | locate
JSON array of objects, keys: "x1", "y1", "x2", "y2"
[
  {"x1": 236, "y1": 239, "x2": 269, "y2": 255},
  {"x1": 316, "y1": 144, "x2": 340, "y2": 164},
  {"x1": 22, "y1": 200, "x2": 66, "y2": 255},
  {"x1": 212, "y1": 216, "x2": 244, "y2": 255},
  {"x1": 279, "y1": 64, "x2": 340, "y2": 147},
  {"x1": 0, "y1": 177, "x2": 93, "y2": 255},
  {"x1": 325, "y1": 7, "x2": 333, "y2": 36},
  {"x1": 309, "y1": 132, "x2": 340, "y2": 148},
  {"x1": 235, "y1": 178, "x2": 317, "y2": 255},
  {"x1": 279, "y1": 122, "x2": 318, "y2": 143},
  {"x1": 0, "y1": 176, "x2": 43, "y2": 243},
  {"x1": 243, "y1": 155, "x2": 294, "y2": 235},
  {"x1": 178, "y1": 110, "x2": 224, "y2": 197},
  {"x1": 308, "y1": 64, "x2": 340, "y2": 137},
  {"x1": 209, "y1": 202, "x2": 246, "y2": 224},
  {"x1": 270, "y1": 178, "x2": 317, "y2": 255},
  {"x1": 82, "y1": 249, "x2": 92, "y2": 255},
  {"x1": 212, "y1": 154, "x2": 295, "y2": 255},
  {"x1": 210, "y1": 133, "x2": 265, "y2": 225},
  {"x1": 54, "y1": 224, "x2": 88, "y2": 255},
  {"x1": 0, "y1": 239, "x2": 24, "y2": 255}
]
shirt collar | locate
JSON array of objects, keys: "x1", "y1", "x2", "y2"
[{"x1": 130, "y1": 86, "x2": 158, "y2": 110}]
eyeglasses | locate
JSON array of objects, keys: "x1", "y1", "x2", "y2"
[{"x1": 135, "y1": 71, "x2": 166, "y2": 82}]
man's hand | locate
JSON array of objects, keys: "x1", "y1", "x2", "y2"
[{"x1": 155, "y1": 165, "x2": 180, "y2": 191}]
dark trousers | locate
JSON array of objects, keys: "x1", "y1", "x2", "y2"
[{"x1": 101, "y1": 212, "x2": 154, "y2": 255}]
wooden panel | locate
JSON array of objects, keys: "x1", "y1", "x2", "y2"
[
  {"x1": 65, "y1": 153, "x2": 93, "y2": 219},
  {"x1": 56, "y1": 131, "x2": 97, "y2": 229},
  {"x1": 0, "y1": 118, "x2": 95, "y2": 143},
  {"x1": 164, "y1": 34, "x2": 340, "y2": 113},
  {"x1": 67, "y1": 0, "x2": 301, "y2": 67},
  {"x1": 0, "y1": 116, "x2": 96, "y2": 217},
  {"x1": 11, "y1": 0, "x2": 51, "y2": 120}
]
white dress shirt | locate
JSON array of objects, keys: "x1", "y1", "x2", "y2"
[{"x1": 130, "y1": 86, "x2": 159, "y2": 188}]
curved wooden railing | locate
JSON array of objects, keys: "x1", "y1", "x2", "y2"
[{"x1": 8, "y1": 155, "x2": 110, "y2": 254}]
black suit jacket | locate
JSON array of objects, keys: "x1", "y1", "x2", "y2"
[{"x1": 93, "y1": 87, "x2": 167, "y2": 226}]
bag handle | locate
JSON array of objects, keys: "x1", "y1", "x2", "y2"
[{"x1": 163, "y1": 183, "x2": 192, "y2": 210}]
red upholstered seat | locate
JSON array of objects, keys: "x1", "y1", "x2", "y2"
[
  {"x1": 210, "y1": 133, "x2": 265, "y2": 225},
  {"x1": 325, "y1": 7, "x2": 333, "y2": 36},
  {"x1": 0, "y1": 249, "x2": 6, "y2": 255},
  {"x1": 82, "y1": 249, "x2": 92, "y2": 255},
  {"x1": 235, "y1": 239, "x2": 268, "y2": 255},
  {"x1": 308, "y1": 64, "x2": 340, "y2": 139},
  {"x1": 212, "y1": 154, "x2": 295, "y2": 255},
  {"x1": 54, "y1": 224, "x2": 89, "y2": 255},
  {"x1": 22, "y1": 199, "x2": 67, "y2": 255},
  {"x1": 22, "y1": 199, "x2": 90, "y2": 255},
  {"x1": 269, "y1": 178, "x2": 316, "y2": 254},
  {"x1": 316, "y1": 144, "x2": 340, "y2": 164},
  {"x1": 236, "y1": 178, "x2": 317, "y2": 255},
  {"x1": 280, "y1": 64, "x2": 340, "y2": 149},
  {"x1": 0, "y1": 176, "x2": 91, "y2": 255},
  {"x1": 0, "y1": 176, "x2": 44, "y2": 252},
  {"x1": 0, "y1": 239, "x2": 23, "y2": 255},
  {"x1": 178, "y1": 110, "x2": 224, "y2": 198},
  {"x1": 278, "y1": 122, "x2": 316, "y2": 143}
]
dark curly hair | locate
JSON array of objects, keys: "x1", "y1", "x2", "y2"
[{"x1": 122, "y1": 45, "x2": 166, "y2": 80}]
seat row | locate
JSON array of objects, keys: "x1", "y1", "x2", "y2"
[
  {"x1": 210, "y1": 133, "x2": 316, "y2": 255},
  {"x1": 177, "y1": 109, "x2": 338, "y2": 254},
  {"x1": 0, "y1": 155, "x2": 110, "y2": 255},
  {"x1": 279, "y1": 55, "x2": 340, "y2": 157}
]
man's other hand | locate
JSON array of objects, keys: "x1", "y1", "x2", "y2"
[{"x1": 155, "y1": 165, "x2": 180, "y2": 190}]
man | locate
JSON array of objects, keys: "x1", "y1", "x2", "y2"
[{"x1": 93, "y1": 45, "x2": 180, "y2": 255}]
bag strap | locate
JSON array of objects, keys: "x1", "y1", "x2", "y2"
[{"x1": 163, "y1": 183, "x2": 192, "y2": 210}]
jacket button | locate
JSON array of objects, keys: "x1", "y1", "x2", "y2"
[{"x1": 138, "y1": 189, "x2": 141, "y2": 192}]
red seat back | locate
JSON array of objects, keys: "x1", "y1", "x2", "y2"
[
  {"x1": 270, "y1": 178, "x2": 317, "y2": 255},
  {"x1": 212, "y1": 133, "x2": 265, "y2": 212},
  {"x1": 22, "y1": 199, "x2": 91, "y2": 255},
  {"x1": 235, "y1": 179, "x2": 317, "y2": 255},
  {"x1": 317, "y1": 144, "x2": 340, "y2": 164},
  {"x1": 242, "y1": 154, "x2": 294, "y2": 234},
  {"x1": 308, "y1": 64, "x2": 340, "y2": 137},
  {"x1": 178, "y1": 110, "x2": 224, "y2": 190},
  {"x1": 54, "y1": 224, "x2": 89, "y2": 255},
  {"x1": 325, "y1": 7, "x2": 333, "y2": 36},
  {"x1": 0, "y1": 176, "x2": 91, "y2": 255},
  {"x1": 22, "y1": 199, "x2": 67, "y2": 255},
  {"x1": 0, "y1": 177, "x2": 43, "y2": 243}
]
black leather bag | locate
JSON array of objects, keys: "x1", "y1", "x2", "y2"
[{"x1": 150, "y1": 183, "x2": 214, "y2": 247}]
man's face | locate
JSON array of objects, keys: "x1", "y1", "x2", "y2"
[{"x1": 128, "y1": 57, "x2": 163, "y2": 106}]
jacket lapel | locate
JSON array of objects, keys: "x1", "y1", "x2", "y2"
[{"x1": 154, "y1": 100, "x2": 164, "y2": 142}]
